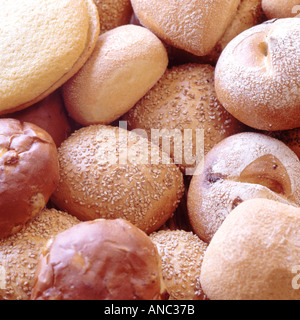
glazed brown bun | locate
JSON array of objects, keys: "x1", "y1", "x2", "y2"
[
  {"x1": 130, "y1": 0, "x2": 240, "y2": 56},
  {"x1": 0, "y1": 119, "x2": 60, "y2": 239},
  {"x1": 62, "y1": 25, "x2": 168, "y2": 126},
  {"x1": 123, "y1": 64, "x2": 245, "y2": 174},
  {"x1": 150, "y1": 229, "x2": 208, "y2": 300},
  {"x1": 215, "y1": 18, "x2": 300, "y2": 131},
  {"x1": 262, "y1": 0, "x2": 300, "y2": 19},
  {"x1": 187, "y1": 132, "x2": 300, "y2": 243},
  {"x1": 2, "y1": 90, "x2": 72, "y2": 147},
  {"x1": 200, "y1": 198, "x2": 300, "y2": 300},
  {"x1": 51, "y1": 125, "x2": 184, "y2": 234},
  {"x1": 263, "y1": 127, "x2": 300, "y2": 160},
  {"x1": 0, "y1": 0, "x2": 100, "y2": 115},
  {"x1": 31, "y1": 218, "x2": 168, "y2": 300},
  {"x1": 0, "y1": 208, "x2": 79, "y2": 300},
  {"x1": 94, "y1": 0, "x2": 133, "y2": 34}
]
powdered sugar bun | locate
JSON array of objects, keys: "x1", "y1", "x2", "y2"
[
  {"x1": 215, "y1": 18, "x2": 300, "y2": 131},
  {"x1": 187, "y1": 132, "x2": 300, "y2": 243}
]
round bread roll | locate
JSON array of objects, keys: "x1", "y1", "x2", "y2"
[
  {"x1": 262, "y1": 0, "x2": 300, "y2": 19},
  {"x1": 200, "y1": 198, "x2": 300, "y2": 300},
  {"x1": 62, "y1": 25, "x2": 168, "y2": 126},
  {"x1": 263, "y1": 127, "x2": 300, "y2": 160},
  {"x1": 0, "y1": 0, "x2": 100, "y2": 115},
  {"x1": 0, "y1": 119, "x2": 60, "y2": 239},
  {"x1": 187, "y1": 132, "x2": 300, "y2": 243},
  {"x1": 130, "y1": 0, "x2": 240, "y2": 56},
  {"x1": 123, "y1": 64, "x2": 245, "y2": 174},
  {"x1": 94, "y1": 0, "x2": 133, "y2": 34},
  {"x1": 215, "y1": 18, "x2": 300, "y2": 131},
  {"x1": 2, "y1": 90, "x2": 72, "y2": 147},
  {"x1": 0, "y1": 208, "x2": 79, "y2": 300},
  {"x1": 150, "y1": 229, "x2": 208, "y2": 300},
  {"x1": 51, "y1": 124, "x2": 185, "y2": 234},
  {"x1": 31, "y1": 218, "x2": 168, "y2": 300}
]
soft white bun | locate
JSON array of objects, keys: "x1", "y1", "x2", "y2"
[
  {"x1": 187, "y1": 132, "x2": 300, "y2": 243},
  {"x1": 200, "y1": 198, "x2": 300, "y2": 300},
  {"x1": 62, "y1": 25, "x2": 168, "y2": 126},
  {"x1": 215, "y1": 18, "x2": 300, "y2": 131},
  {"x1": 51, "y1": 125, "x2": 184, "y2": 234},
  {"x1": 150, "y1": 229, "x2": 208, "y2": 300},
  {"x1": 130, "y1": 0, "x2": 240, "y2": 56}
]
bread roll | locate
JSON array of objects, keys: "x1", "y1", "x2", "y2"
[
  {"x1": 2, "y1": 90, "x2": 72, "y2": 147},
  {"x1": 215, "y1": 18, "x2": 300, "y2": 131},
  {"x1": 123, "y1": 64, "x2": 245, "y2": 174},
  {"x1": 130, "y1": 0, "x2": 240, "y2": 56},
  {"x1": 200, "y1": 198, "x2": 300, "y2": 300},
  {"x1": 51, "y1": 124, "x2": 184, "y2": 234},
  {"x1": 31, "y1": 218, "x2": 168, "y2": 300},
  {"x1": 0, "y1": 119, "x2": 60, "y2": 239},
  {"x1": 150, "y1": 229, "x2": 208, "y2": 300},
  {"x1": 93, "y1": 0, "x2": 133, "y2": 34},
  {"x1": 262, "y1": 0, "x2": 300, "y2": 19},
  {"x1": 0, "y1": 0, "x2": 100, "y2": 115},
  {"x1": 187, "y1": 132, "x2": 300, "y2": 243},
  {"x1": 62, "y1": 25, "x2": 168, "y2": 126},
  {"x1": 0, "y1": 208, "x2": 79, "y2": 300}
]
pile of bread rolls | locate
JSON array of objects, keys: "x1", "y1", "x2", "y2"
[{"x1": 0, "y1": 0, "x2": 299, "y2": 300}]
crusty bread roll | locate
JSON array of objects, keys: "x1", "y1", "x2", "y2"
[
  {"x1": 0, "y1": 119, "x2": 60, "y2": 239},
  {"x1": 62, "y1": 25, "x2": 168, "y2": 126},
  {"x1": 0, "y1": 208, "x2": 79, "y2": 300},
  {"x1": 93, "y1": 0, "x2": 133, "y2": 34},
  {"x1": 130, "y1": 0, "x2": 240, "y2": 56},
  {"x1": 2, "y1": 90, "x2": 72, "y2": 147},
  {"x1": 31, "y1": 218, "x2": 168, "y2": 300},
  {"x1": 123, "y1": 64, "x2": 245, "y2": 174},
  {"x1": 215, "y1": 18, "x2": 300, "y2": 131},
  {"x1": 200, "y1": 198, "x2": 300, "y2": 300},
  {"x1": 187, "y1": 132, "x2": 300, "y2": 243},
  {"x1": 150, "y1": 229, "x2": 208, "y2": 300},
  {"x1": 0, "y1": 0, "x2": 100, "y2": 116},
  {"x1": 51, "y1": 124, "x2": 184, "y2": 234},
  {"x1": 262, "y1": 0, "x2": 300, "y2": 19}
]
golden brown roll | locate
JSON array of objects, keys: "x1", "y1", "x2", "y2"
[
  {"x1": 31, "y1": 218, "x2": 168, "y2": 300},
  {"x1": 187, "y1": 132, "x2": 300, "y2": 243},
  {"x1": 200, "y1": 198, "x2": 300, "y2": 300},
  {"x1": 62, "y1": 25, "x2": 168, "y2": 126},
  {"x1": 51, "y1": 124, "x2": 184, "y2": 234},
  {"x1": 93, "y1": 0, "x2": 133, "y2": 34},
  {"x1": 0, "y1": 119, "x2": 60, "y2": 239},
  {"x1": 0, "y1": 0, "x2": 100, "y2": 115},
  {"x1": 262, "y1": 0, "x2": 300, "y2": 19},
  {"x1": 215, "y1": 18, "x2": 300, "y2": 131},
  {"x1": 150, "y1": 229, "x2": 208, "y2": 300},
  {"x1": 2, "y1": 90, "x2": 72, "y2": 147},
  {"x1": 0, "y1": 208, "x2": 79, "y2": 300},
  {"x1": 130, "y1": 0, "x2": 240, "y2": 56},
  {"x1": 123, "y1": 64, "x2": 245, "y2": 174}
]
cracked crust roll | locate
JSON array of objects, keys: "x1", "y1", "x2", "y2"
[
  {"x1": 0, "y1": 119, "x2": 60, "y2": 239},
  {"x1": 187, "y1": 132, "x2": 300, "y2": 243},
  {"x1": 31, "y1": 218, "x2": 168, "y2": 300},
  {"x1": 262, "y1": 0, "x2": 300, "y2": 19},
  {"x1": 0, "y1": 0, "x2": 100, "y2": 115},
  {"x1": 215, "y1": 18, "x2": 300, "y2": 131},
  {"x1": 0, "y1": 208, "x2": 79, "y2": 300}
]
